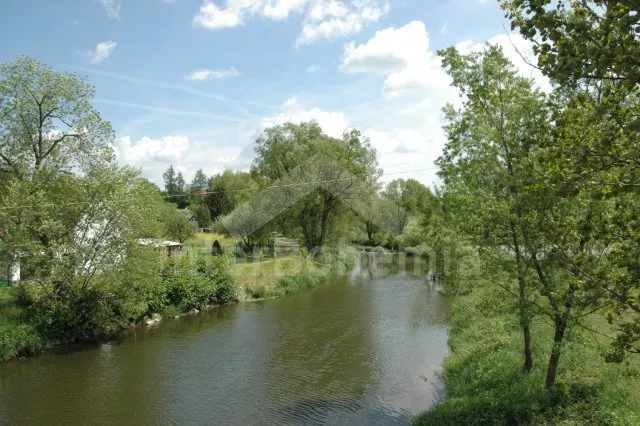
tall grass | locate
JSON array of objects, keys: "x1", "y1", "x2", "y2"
[
  {"x1": 414, "y1": 280, "x2": 640, "y2": 425},
  {"x1": 236, "y1": 246, "x2": 360, "y2": 300}
]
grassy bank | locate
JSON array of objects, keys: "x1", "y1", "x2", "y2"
[
  {"x1": 414, "y1": 281, "x2": 640, "y2": 425},
  {"x1": 235, "y1": 247, "x2": 359, "y2": 300}
]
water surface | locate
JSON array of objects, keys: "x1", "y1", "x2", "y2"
[{"x1": 0, "y1": 254, "x2": 451, "y2": 425}]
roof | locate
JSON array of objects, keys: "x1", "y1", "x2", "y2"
[{"x1": 137, "y1": 239, "x2": 183, "y2": 248}]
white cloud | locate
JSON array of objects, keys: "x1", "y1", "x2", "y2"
[
  {"x1": 296, "y1": 0, "x2": 389, "y2": 46},
  {"x1": 100, "y1": 0, "x2": 121, "y2": 19},
  {"x1": 115, "y1": 129, "x2": 250, "y2": 184},
  {"x1": 192, "y1": 0, "x2": 388, "y2": 45},
  {"x1": 86, "y1": 41, "x2": 118, "y2": 64},
  {"x1": 192, "y1": 1, "x2": 244, "y2": 29},
  {"x1": 439, "y1": 22, "x2": 448, "y2": 35},
  {"x1": 117, "y1": 135, "x2": 190, "y2": 165},
  {"x1": 261, "y1": 97, "x2": 349, "y2": 138},
  {"x1": 185, "y1": 67, "x2": 241, "y2": 80},
  {"x1": 455, "y1": 33, "x2": 551, "y2": 92},
  {"x1": 339, "y1": 21, "x2": 450, "y2": 96},
  {"x1": 306, "y1": 64, "x2": 320, "y2": 73}
]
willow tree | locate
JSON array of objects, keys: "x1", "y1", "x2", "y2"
[{"x1": 251, "y1": 121, "x2": 379, "y2": 255}]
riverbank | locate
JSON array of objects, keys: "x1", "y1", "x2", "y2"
[
  {"x1": 0, "y1": 247, "x2": 359, "y2": 362},
  {"x1": 413, "y1": 280, "x2": 640, "y2": 425},
  {"x1": 235, "y1": 247, "x2": 359, "y2": 300}
]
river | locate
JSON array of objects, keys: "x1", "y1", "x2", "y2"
[{"x1": 0, "y1": 254, "x2": 452, "y2": 425}]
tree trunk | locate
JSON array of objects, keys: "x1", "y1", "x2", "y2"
[
  {"x1": 512, "y1": 227, "x2": 533, "y2": 372},
  {"x1": 545, "y1": 316, "x2": 567, "y2": 395},
  {"x1": 518, "y1": 273, "x2": 533, "y2": 372},
  {"x1": 316, "y1": 204, "x2": 331, "y2": 256},
  {"x1": 523, "y1": 324, "x2": 533, "y2": 372},
  {"x1": 366, "y1": 221, "x2": 376, "y2": 242}
]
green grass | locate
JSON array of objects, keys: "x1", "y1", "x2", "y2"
[
  {"x1": 182, "y1": 232, "x2": 238, "y2": 256},
  {"x1": 234, "y1": 247, "x2": 359, "y2": 300},
  {"x1": 414, "y1": 281, "x2": 640, "y2": 425}
]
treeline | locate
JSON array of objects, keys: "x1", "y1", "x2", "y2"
[
  {"x1": 418, "y1": 0, "x2": 640, "y2": 423},
  {"x1": 160, "y1": 132, "x2": 436, "y2": 256}
]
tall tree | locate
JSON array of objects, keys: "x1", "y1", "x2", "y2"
[
  {"x1": 438, "y1": 45, "x2": 550, "y2": 374},
  {"x1": 206, "y1": 170, "x2": 258, "y2": 219},
  {"x1": 163, "y1": 165, "x2": 178, "y2": 195},
  {"x1": 382, "y1": 178, "x2": 434, "y2": 235},
  {"x1": 503, "y1": 0, "x2": 640, "y2": 362},
  {"x1": 191, "y1": 169, "x2": 208, "y2": 190},
  {"x1": 0, "y1": 56, "x2": 116, "y2": 269},
  {"x1": 176, "y1": 172, "x2": 185, "y2": 193},
  {"x1": 252, "y1": 121, "x2": 379, "y2": 254},
  {"x1": 0, "y1": 56, "x2": 114, "y2": 180}
]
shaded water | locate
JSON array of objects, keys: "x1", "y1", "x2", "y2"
[{"x1": 0, "y1": 254, "x2": 451, "y2": 425}]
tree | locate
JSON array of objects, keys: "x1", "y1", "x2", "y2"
[
  {"x1": 160, "y1": 203, "x2": 195, "y2": 243},
  {"x1": 163, "y1": 166, "x2": 188, "y2": 209},
  {"x1": 191, "y1": 169, "x2": 208, "y2": 190},
  {"x1": 503, "y1": 0, "x2": 640, "y2": 363},
  {"x1": 382, "y1": 178, "x2": 434, "y2": 235},
  {"x1": 176, "y1": 172, "x2": 185, "y2": 193},
  {"x1": 163, "y1": 165, "x2": 178, "y2": 195},
  {"x1": 190, "y1": 202, "x2": 212, "y2": 228},
  {"x1": 0, "y1": 56, "x2": 115, "y2": 256},
  {"x1": 0, "y1": 56, "x2": 114, "y2": 180},
  {"x1": 206, "y1": 170, "x2": 258, "y2": 220},
  {"x1": 437, "y1": 45, "x2": 550, "y2": 374},
  {"x1": 12, "y1": 166, "x2": 167, "y2": 341},
  {"x1": 501, "y1": 0, "x2": 640, "y2": 90},
  {"x1": 251, "y1": 121, "x2": 379, "y2": 254},
  {"x1": 219, "y1": 202, "x2": 270, "y2": 252}
]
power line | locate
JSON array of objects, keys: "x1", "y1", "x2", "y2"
[{"x1": 0, "y1": 167, "x2": 440, "y2": 211}]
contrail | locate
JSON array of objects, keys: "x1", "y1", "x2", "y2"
[
  {"x1": 68, "y1": 66, "x2": 270, "y2": 118},
  {"x1": 95, "y1": 98, "x2": 249, "y2": 122}
]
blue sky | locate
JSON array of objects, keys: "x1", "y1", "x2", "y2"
[{"x1": 0, "y1": 0, "x2": 545, "y2": 187}]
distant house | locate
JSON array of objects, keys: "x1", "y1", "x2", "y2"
[{"x1": 137, "y1": 239, "x2": 183, "y2": 257}]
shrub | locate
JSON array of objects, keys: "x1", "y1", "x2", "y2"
[
  {"x1": 211, "y1": 240, "x2": 223, "y2": 255},
  {"x1": 0, "y1": 323, "x2": 44, "y2": 361},
  {"x1": 163, "y1": 253, "x2": 237, "y2": 312},
  {"x1": 251, "y1": 286, "x2": 267, "y2": 299}
]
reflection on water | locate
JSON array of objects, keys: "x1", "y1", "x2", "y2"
[{"x1": 0, "y1": 254, "x2": 452, "y2": 425}]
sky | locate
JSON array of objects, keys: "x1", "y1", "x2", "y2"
[{"x1": 0, "y1": 0, "x2": 548, "y2": 188}]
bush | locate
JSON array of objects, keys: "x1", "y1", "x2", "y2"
[
  {"x1": 17, "y1": 246, "x2": 165, "y2": 343},
  {"x1": 0, "y1": 323, "x2": 44, "y2": 361},
  {"x1": 211, "y1": 240, "x2": 223, "y2": 255},
  {"x1": 163, "y1": 253, "x2": 237, "y2": 312},
  {"x1": 251, "y1": 285, "x2": 267, "y2": 299}
]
